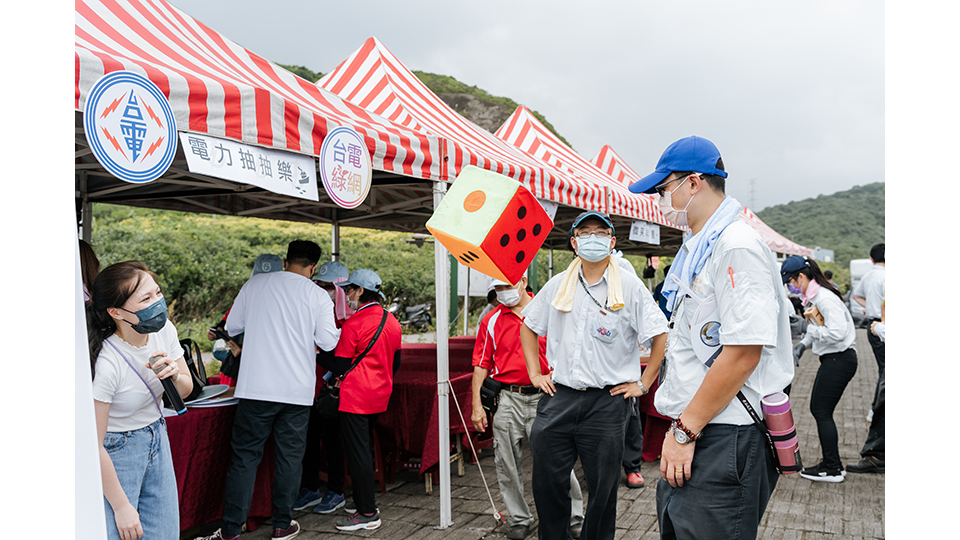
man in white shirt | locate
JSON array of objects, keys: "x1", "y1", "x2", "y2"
[
  {"x1": 848, "y1": 244, "x2": 885, "y2": 474},
  {"x1": 852, "y1": 243, "x2": 885, "y2": 410},
  {"x1": 202, "y1": 240, "x2": 340, "y2": 540},
  {"x1": 521, "y1": 211, "x2": 668, "y2": 540},
  {"x1": 629, "y1": 136, "x2": 794, "y2": 540}
]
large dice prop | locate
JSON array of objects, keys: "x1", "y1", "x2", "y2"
[{"x1": 426, "y1": 166, "x2": 553, "y2": 284}]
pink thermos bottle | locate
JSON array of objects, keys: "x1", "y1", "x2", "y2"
[{"x1": 762, "y1": 392, "x2": 802, "y2": 473}]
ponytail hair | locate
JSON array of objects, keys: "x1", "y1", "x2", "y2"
[
  {"x1": 86, "y1": 261, "x2": 157, "y2": 380},
  {"x1": 789, "y1": 258, "x2": 844, "y2": 302}
]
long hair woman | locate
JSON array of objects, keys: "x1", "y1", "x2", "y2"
[
  {"x1": 780, "y1": 256, "x2": 857, "y2": 483},
  {"x1": 88, "y1": 261, "x2": 192, "y2": 539}
]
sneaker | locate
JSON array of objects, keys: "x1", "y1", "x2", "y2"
[
  {"x1": 293, "y1": 487, "x2": 323, "y2": 511},
  {"x1": 799, "y1": 462, "x2": 845, "y2": 483},
  {"x1": 313, "y1": 491, "x2": 345, "y2": 514},
  {"x1": 570, "y1": 522, "x2": 582, "y2": 540},
  {"x1": 625, "y1": 471, "x2": 645, "y2": 488},
  {"x1": 194, "y1": 528, "x2": 240, "y2": 540},
  {"x1": 506, "y1": 523, "x2": 533, "y2": 540},
  {"x1": 272, "y1": 519, "x2": 300, "y2": 539},
  {"x1": 336, "y1": 511, "x2": 382, "y2": 531},
  {"x1": 846, "y1": 456, "x2": 885, "y2": 473}
]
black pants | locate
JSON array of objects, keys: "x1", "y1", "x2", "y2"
[
  {"x1": 866, "y1": 319, "x2": 885, "y2": 410},
  {"x1": 623, "y1": 397, "x2": 644, "y2": 473},
  {"x1": 301, "y1": 407, "x2": 345, "y2": 493},
  {"x1": 860, "y1": 365, "x2": 885, "y2": 459},
  {"x1": 657, "y1": 424, "x2": 779, "y2": 540},
  {"x1": 221, "y1": 399, "x2": 310, "y2": 536},
  {"x1": 530, "y1": 384, "x2": 628, "y2": 540},
  {"x1": 809, "y1": 348, "x2": 858, "y2": 469},
  {"x1": 340, "y1": 411, "x2": 380, "y2": 515}
]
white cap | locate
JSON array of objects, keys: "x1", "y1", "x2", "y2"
[{"x1": 488, "y1": 269, "x2": 528, "y2": 289}]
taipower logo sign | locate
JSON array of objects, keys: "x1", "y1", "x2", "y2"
[{"x1": 83, "y1": 71, "x2": 178, "y2": 183}]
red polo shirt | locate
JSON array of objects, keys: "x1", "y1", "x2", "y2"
[
  {"x1": 336, "y1": 303, "x2": 402, "y2": 415},
  {"x1": 472, "y1": 295, "x2": 550, "y2": 386}
]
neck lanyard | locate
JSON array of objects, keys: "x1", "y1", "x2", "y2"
[
  {"x1": 577, "y1": 271, "x2": 607, "y2": 314},
  {"x1": 104, "y1": 338, "x2": 164, "y2": 418}
]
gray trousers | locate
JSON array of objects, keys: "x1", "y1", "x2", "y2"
[{"x1": 494, "y1": 389, "x2": 584, "y2": 528}]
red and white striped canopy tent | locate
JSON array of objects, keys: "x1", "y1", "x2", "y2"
[
  {"x1": 317, "y1": 37, "x2": 612, "y2": 220},
  {"x1": 497, "y1": 107, "x2": 683, "y2": 253},
  {"x1": 740, "y1": 207, "x2": 812, "y2": 257},
  {"x1": 591, "y1": 144, "x2": 647, "y2": 190},
  {"x1": 75, "y1": 0, "x2": 446, "y2": 231}
]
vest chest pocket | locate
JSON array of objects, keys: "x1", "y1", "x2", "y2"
[{"x1": 590, "y1": 308, "x2": 620, "y2": 343}]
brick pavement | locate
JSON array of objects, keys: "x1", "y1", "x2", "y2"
[{"x1": 211, "y1": 329, "x2": 883, "y2": 540}]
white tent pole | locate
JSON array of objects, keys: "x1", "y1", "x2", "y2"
[
  {"x1": 433, "y1": 178, "x2": 454, "y2": 529},
  {"x1": 463, "y1": 266, "x2": 469, "y2": 335},
  {"x1": 548, "y1": 248, "x2": 554, "y2": 280}
]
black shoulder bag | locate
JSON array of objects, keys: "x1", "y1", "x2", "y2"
[
  {"x1": 177, "y1": 338, "x2": 207, "y2": 403},
  {"x1": 313, "y1": 310, "x2": 389, "y2": 418}
]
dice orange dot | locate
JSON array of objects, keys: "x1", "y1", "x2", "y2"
[{"x1": 463, "y1": 190, "x2": 486, "y2": 212}]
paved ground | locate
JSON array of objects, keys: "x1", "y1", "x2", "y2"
[{"x1": 200, "y1": 329, "x2": 884, "y2": 540}]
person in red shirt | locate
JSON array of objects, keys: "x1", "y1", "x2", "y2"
[
  {"x1": 471, "y1": 273, "x2": 584, "y2": 540},
  {"x1": 320, "y1": 269, "x2": 401, "y2": 532}
]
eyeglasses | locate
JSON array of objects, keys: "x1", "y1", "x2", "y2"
[
  {"x1": 574, "y1": 229, "x2": 612, "y2": 238},
  {"x1": 654, "y1": 173, "x2": 697, "y2": 197}
]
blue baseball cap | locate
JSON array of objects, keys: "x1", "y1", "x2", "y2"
[
  {"x1": 315, "y1": 260, "x2": 349, "y2": 283},
  {"x1": 779, "y1": 256, "x2": 810, "y2": 284},
  {"x1": 570, "y1": 210, "x2": 615, "y2": 235},
  {"x1": 628, "y1": 136, "x2": 729, "y2": 194},
  {"x1": 251, "y1": 254, "x2": 283, "y2": 277},
  {"x1": 337, "y1": 268, "x2": 386, "y2": 299}
]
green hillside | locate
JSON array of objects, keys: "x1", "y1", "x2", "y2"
[{"x1": 755, "y1": 182, "x2": 885, "y2": 273}]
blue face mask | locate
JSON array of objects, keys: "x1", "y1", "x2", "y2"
[
  {"x1": 576, "y1": 234, "x2": 613, "y2": 263},
  {"x1": 121, "y1": 297, "x2": 168, "y2": 334}
]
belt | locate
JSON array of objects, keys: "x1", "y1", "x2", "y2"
[{"x1": 505, "y1": 384, "x2": 541, "y2": 395}]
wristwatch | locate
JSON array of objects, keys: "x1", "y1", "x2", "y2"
[
  {"x1": 671, "y1": 420, "x2": 698, "y2": 445},
  {"x1": 637, "y1": 380, "x2": 648, "y2": 395}
]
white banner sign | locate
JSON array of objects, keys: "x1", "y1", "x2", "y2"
[
  {"x1": 457, "y1": 264, "x2": 495, "y2": 297},
  {"x1": 180, "y1": 133, "x2": 318, "y2": 201},
  {"x1": 537, "y1": 198, "x2": 559, "y2": 222},
  {"x1": 629, "y1": 220, "x2": 661, "y2": 245}
]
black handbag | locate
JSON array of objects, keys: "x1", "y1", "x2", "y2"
[
  {"x1": 314, "y1": 310, "x2": 389, "y2": 418},
  {"x1": 161, "y1": 339, "x2": 206, "y2": 407},
  {"x1": 479, "y1": 377, "x2": 503, "y2": 414},
  {"x1": 219, "y1": 350, "x2": 240, "y2": 380}
]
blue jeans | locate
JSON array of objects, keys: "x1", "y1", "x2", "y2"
[
  {"x1": 102, "y1": 417, "x2": 179, "y2": 540},
  {"x1": 657, "y1": 424, "x2": 778, "y2": 540}
]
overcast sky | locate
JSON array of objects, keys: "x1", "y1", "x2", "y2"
[{"x1": 169, "y1": 0, "x2": 883, "y2": 211}]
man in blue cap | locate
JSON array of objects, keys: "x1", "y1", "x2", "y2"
[
  {"x1": 520, "y1": 210, "x2": 668, "y2": 540},
  {"x1": 629, "y1": 137, "x2": 794, "y2": 540}
]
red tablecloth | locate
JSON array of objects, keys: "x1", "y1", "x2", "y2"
[
  {"x1": 378, "y1": 368, "x2": 477, "y2": 476},
  {"x1": 166, "y1": 402, "x2": 275, "y2": 532}
]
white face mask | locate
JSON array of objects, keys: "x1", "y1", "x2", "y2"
[
  {"x1": 658, "y1": 175, "x2": 696, "y2": 227},
  {"x1": 496, "y1": 285, "x2": 522, "y2": 307}
]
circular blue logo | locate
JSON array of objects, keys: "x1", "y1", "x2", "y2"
[
  {"x1": 699, "y1": 321, "x2": 721, "y2": 347},
  {"x1": 83, "y1": 71, "x2": 178, "y2": 184}
]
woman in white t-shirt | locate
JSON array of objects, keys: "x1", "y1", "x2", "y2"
[{"x1": 87, "y1": 261, "x2": 193, "y2": 540}]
